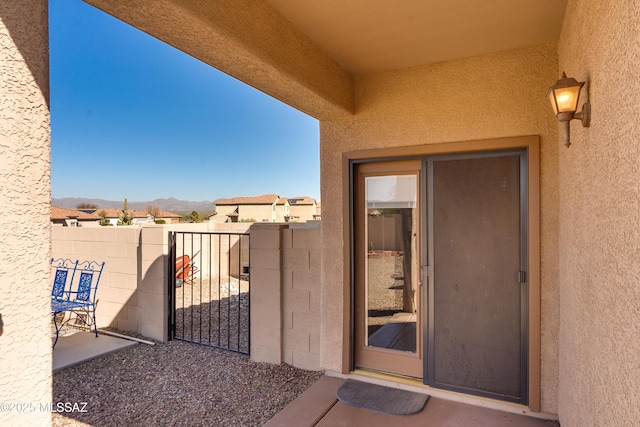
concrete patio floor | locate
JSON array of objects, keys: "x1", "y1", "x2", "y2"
[
  {"x1": 52, "y1": 331, "x2": 137, "y2": 372},
  {"x1": 265, "y1": 376, "x2": 559, "y2": 427}
]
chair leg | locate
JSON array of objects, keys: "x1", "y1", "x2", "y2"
[
  {"x1": 92, "y1": 309, "x2": 98, "y2": 338},
  {"x1": 52, "y1": 312, "x2": 62, "y2": 349}
]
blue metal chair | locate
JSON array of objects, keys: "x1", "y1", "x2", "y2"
[
  {"x1": 51, "y1": 258, "x2": 78, "y2": 301},
  {"x1": 51, "y1": 260, "x2": 105, "y2": 348}
]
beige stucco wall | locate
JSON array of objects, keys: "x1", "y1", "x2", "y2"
[
  {"x1": 320, "y1": 44, "x2": 561, "y2": 413},
  {"x1": 210, "y1": 205, "x2": 237, "y2": 223},
  {"x1": 238, "y1": 204, "x2": 276, "y2": 222},
  {"x1": 274, "y1": 203, "x2": 289, "y2": 222},
  {"x1": 212, "y1": 204, "x2": 281, "y2": 223},
  {"x1": 288, "y1": 204, "x2": 316, "y2": 222},
  {"x1": 556, "y1": 1, "x2": 640, "y2": 426},
  {"x1": 0, "y1": 1, "x2": 52, "y2": 425}
]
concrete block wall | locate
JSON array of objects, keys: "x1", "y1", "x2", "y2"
[
  {"x1": 171, "y1": 222, "x2": 250, "y2": 279},
  {"x1": 137, "y1": 226, "x2": 168, "y2": 340},
  {"x1": 249, "y1": 224, "x2": 286, "y2": 364},
  {"x1": 367, "y1": 215, "x2": 403, "y2": 251},
  {"x1": 282, "y1": 224, "x2": 322, "y2": 370},
  {"x1": 51, "y1": 221, "x2": 322, "y2": 371},
  {"x1": 51, "y1": 225, "x2": 169, "y2": 341},
  {"x1": 175, "y1": 232, "x2": 249, "y2": 280},
  {"x1": 249, "y1": 222, "x2": 322, "y2": 371}
]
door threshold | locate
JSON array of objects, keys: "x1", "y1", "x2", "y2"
[{"x1": 342, "y1": 369, "x2": 556, "y2": 421}]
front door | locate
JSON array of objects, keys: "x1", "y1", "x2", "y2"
[
  {"x1": 354, "y1": 160, "x2": 423, "y2": 378},
  {"x1": 354, "y1": 151, "x2": 528, "y2": 404}
]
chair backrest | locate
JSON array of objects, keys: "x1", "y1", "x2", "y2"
[
  {"x1": 72, "y1": 260, "x2": 105, "y2": 303},
  {"x1": 51, "y1": 258, "x2": 78, "y2": 299}
]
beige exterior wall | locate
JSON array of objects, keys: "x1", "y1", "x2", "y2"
[
  {"x1": 274, "y1": 203, "x2": 289, "y2": 222},
  {"x1": 0, "y1": 1, "x2": 52, "y2": 425},
  {"x1": 288, "y1": 204, "x2": 316, "y2": 222},
  {"x1": 212, "y1": 204, "x2": 281, "y2": 223},
  {"x1": 320, "y1": 44, "x2": 561, "y2": 413},
  {"x1": 556, "y1": 1, "x2": 640, "y2": 426},
  {"x1": 210, "y1": 205, "x2": 237, "y2": 223},
  {"x1": 238, "y1": 203, "x2": 276, "y2": 222}
]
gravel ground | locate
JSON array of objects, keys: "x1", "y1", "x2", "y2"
[
  {"x1": 175, "y1": 277, "x2": 249, "y2": 353},
  {"x1": 52, "y1": 336, "x2": 322, "y2": 427}
]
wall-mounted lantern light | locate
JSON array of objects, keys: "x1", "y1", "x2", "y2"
[{"x1": 547, "y1": 72, "x2": 591, "y2": 147}]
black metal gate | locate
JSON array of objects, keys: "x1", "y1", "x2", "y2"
[{"x1": 169, "y1": 231, "x2": 250, "y2": 354}]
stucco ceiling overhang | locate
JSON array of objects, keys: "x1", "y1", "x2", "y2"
[
  {"x1": 264, "y1": 0, "x2": 567, "y2": 75},
  {"x1": 82, "y1": 0, "x2": 567, "y2": 118}
]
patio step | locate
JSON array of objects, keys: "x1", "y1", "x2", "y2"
[{"x1": 264, "y1": 376, "x2": 343, "y2": 427}]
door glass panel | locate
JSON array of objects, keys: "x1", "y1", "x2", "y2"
[
  {"x1": 431, "y1": 155, "x2": 522, "y2": 397},
  {"x1": 364, "y1": 175, "x2": 418, "y2": 353}
]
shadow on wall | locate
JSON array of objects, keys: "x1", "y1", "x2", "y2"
[
  {"x1": 108, "y1": 229, "x2": 169, "y2": 340},
  {"x1": 0, "y1": 3, "x2": 49, "y2": 105}
]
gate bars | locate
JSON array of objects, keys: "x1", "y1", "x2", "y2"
[{"x1": 169, "y1": 231, "x2": 250, "y2": 355}]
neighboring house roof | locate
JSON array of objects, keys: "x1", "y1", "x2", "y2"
[
  {"x1": 288, "y1": 196, "x2": 316, "y2": 206},
  {"x1": 95, "y1": 208, "x2": 181, "y2": 219},
  {"x1": 51, "y1": 206, "x2": 101, "y2": 221},
  {"x1": 154, "y1": 209, "x2": 181, "y2": 219},
  {"x1": 216, "y1": 194, "x2": 280, "y2": 205},
  {"x1": 95, "y1": 207, "x2": 143, "y2": 218},
  {"x1": 95, "y1": 208, "x2": 122, "y2": 218},
  {"x1": 130, "y1": 210, "x2": 151, "y2": 219}
]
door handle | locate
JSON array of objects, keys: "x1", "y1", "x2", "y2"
[
  {"x1": 517, "y1": 270, "x2": 526, "y2": 283},
  {"x1": 420, "y1": 265, "x2": 431, "y2": 286}
]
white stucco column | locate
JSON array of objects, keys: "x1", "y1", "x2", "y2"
[{"x1": 0, "y1": 1, "x2": 52, "y2": 425}]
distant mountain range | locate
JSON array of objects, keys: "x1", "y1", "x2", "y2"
[{"x1": 52, "y1": 197, "x2": 216, "y2": 213}]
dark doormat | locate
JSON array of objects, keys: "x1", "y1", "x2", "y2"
[{"x1": 336, "y1": 379, "x2": 429, "y2": 416}]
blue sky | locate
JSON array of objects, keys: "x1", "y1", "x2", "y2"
[{"x1": 49, "y1": 0, "x2": 320, "y2": 203}]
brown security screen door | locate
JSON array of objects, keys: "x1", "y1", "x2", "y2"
[{"x1": 425, "y1": 152, "x2": 527, "y2": 403}]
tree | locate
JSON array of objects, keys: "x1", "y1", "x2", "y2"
[
  {"x1": 189, "y1": 210, "x2": 201, "y2": 223},
  {"x1": 147, "y1": 204, "x2": 161, "y2": 221},
  {"x1": 118, "y1": 198, "x2": 134, "y2": 226},
  {"x1": 98, "y1": 210, "x2": 111, "y2": 226},
  {"x1": 76, "y1": 203, "x2": 97, "y2": 209}
]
